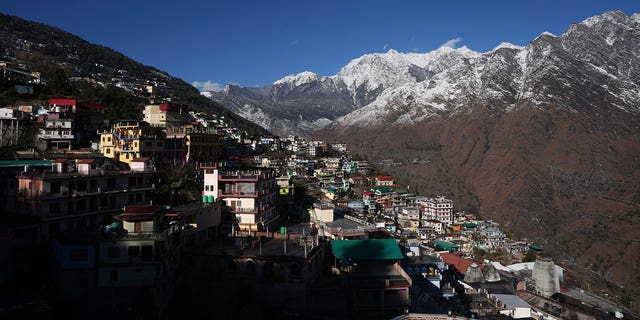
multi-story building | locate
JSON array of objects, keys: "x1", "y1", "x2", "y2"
[
  {"x1": 421, "y1": 196, "x2": 453, "y2": 226},
  {"x1": 185, "y1": 132, "x2": 223, "y2": 164},
  {"x1": 51, "y1": 200, "x2": 221, "y2": 319},
  {"x1": 476, "y1": 227, "x2": 506, "y2": 250},
  {"x1": 202, "y1": 164, "x2": 277, "y2": 231},
  {"x1": 99, "y1": 120, "x2": 166, "y2": 163},
  {"x1": 332, "y1": 239, "x2": 412, "y2": 318},
  {"x1": 37, "y1": 98, "x2": 77, "y2": 150},
  {"x1": 15, "y1": 157, "x2": 155, "y2": 241}
]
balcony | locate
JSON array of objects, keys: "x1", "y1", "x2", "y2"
[
  {"x1": 102, "y1": 231, "x2": 165, "y2": 241},
  {"x1": 231, "y1": 207, "x2": 257, "y2": 214},
  {"x1": 218, "y1": 190, "x2": 258, "y2": 198},
  {"x1": 38, "y1": 134, "x2": 74, "y2": 140}
]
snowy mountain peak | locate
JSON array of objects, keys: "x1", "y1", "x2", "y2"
[
  {"x1": 489, "y1": 42, "x2": 525, "y2": 52},
  {"x1": 273, "y1": 71, "x2": 324, "y2": 86},
  {"x1": 453, "y1": 45, "x2": 480, "y2": 57},
  {"x1": 387, "y1": 49, "x2": 399, "y2": 54},
  {"x1": 534, "y1": 31, "x2": 557, "y2": 41}
]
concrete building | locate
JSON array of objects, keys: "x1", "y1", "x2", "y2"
[
  {"x1": 14, "y1": 157, "x2": 155, "y2": 241},
  {"x1": 332, "y1": 239, "x2": 412, "y2": 318},
  {"x1": 142, "y1": 103, "x2": 193, "y2": 131},
  {"x1": 99, "y1": 120, "x2": 166, "y2": 163},
  {"x1": 51, "y1": 201, "x2": 221, "y2": 319},
  {"x1": 421, "y1": 196, "x2": 453, "y2": 226},
  {"x1": 37, "y1": 98, "x2": 77, "y2": 151},
  {"x1": 201, "y1": 164, "x2": 277, "y2": 231},
  {"x1": 185, "y1": 132, "x2": 223, "y2": 164}
]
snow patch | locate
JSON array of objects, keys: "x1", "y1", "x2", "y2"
[{"x1": 274, "y1": 71, "x2": 324, "y2": 86}]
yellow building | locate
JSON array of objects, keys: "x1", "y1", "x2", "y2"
[{"x1": 100, "y1": 121, "x2": 166, "y2": 163}]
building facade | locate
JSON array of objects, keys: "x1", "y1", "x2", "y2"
[
  {"x1": 202, "y1": 164, "x2": 278, "y2": 231},
  {"x1": 15, "y1": 157, "x2": 155, "y2": 241}
]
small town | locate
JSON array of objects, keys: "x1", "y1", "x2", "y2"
[
  {"x1": 1, "y1": 4, "x2": 640, "y2": 320},
  {"x1": 0, "y1": 92, "x2": 637, "y2": 320}
]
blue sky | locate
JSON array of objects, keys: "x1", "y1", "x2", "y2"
[{"x1": 2, "y1": 1, "x2": 639, "y2": 90}]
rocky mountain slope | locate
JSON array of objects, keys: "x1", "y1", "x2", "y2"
[{"x1": 217, "y1": 11, "x2": 640, "y2": 303}]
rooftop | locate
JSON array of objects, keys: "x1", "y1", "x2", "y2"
[{"x1": 331, "y1": 239, "x2": 404, "y2": 260}]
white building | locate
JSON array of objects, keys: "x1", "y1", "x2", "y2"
[{"x1": 421, "y1": 196, "x2": 453, "y2": 226}]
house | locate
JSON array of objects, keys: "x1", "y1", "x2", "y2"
[
  {"x1": 331, "y1": 239, "x2": 412, "y2": 318},
  {"x1": 309, "y1": 201, "x2": 334, "y2": 223},
  {"x1": 375, "y1": 175, "x2": 394, "y2": 186},
  {"x1": 495, "y1": 294, "x2": 533, "y2": 319}
]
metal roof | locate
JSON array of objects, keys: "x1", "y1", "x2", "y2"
[
  {"x1": 331, "y1": 239, "x2": 404, "y2": 260},
  {"x1": 0, "y1": 160, "x2": 51, "y2": 167}
]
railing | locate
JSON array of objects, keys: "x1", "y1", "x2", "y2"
[
  {"x1": 231, "y1": 207, "x2": 257, "y2": 214},
  {"x1": 38, "y1": 134, "x2": 74, "y2": 139},
  {"x1": 218, "y1": 190, "x2": 258, "y2": 197}
]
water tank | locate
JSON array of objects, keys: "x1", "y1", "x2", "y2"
[{"x1": 533, "y1": 257, "x2": 560, "y2": 297}]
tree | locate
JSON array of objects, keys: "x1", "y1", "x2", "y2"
[
  {"x1": 48, "y1": 68, "x2": 70, "y2": 95},
  {"x1": 523, "y1": 250, "x2": 537, "y2": 262}
]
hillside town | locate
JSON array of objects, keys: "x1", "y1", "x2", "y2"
[{"x1": 0, "y1": 90, "x2": 637, "y2": 320}]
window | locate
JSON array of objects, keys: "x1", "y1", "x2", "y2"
[
  {"x1": 76, "y1": 277, "x2": 88, "y2": 287},
  {"x1": 50, "y1": 202, "x2": 61, "y2": 214},
  {"x1": 128, "y1": 246, "x2": 140, "y2": 257},
  {"x1": 107, "y1": 246, "x2": 120, "y2": 258},
  {"x1": 291, "y1": 263, "x2": 301, "y2": 276},
  {"x1": 141, "y1": 245, "x2": 152, "y2": 262},
  {"x1": 110, "y1": 270, "x2": 118, "y2": 282},
  {"x1": 106, "y1": 148, "x2": 111, "y2": 154},
  {"x1": 246, "y1": 260, "x2": 256, "y2": 274},
  {"x1": 70, "y1": 249, "x2": 89, "y2": 261},
  {"x1": 76, "y1": 200, "x2": 86, "y2": 211}
]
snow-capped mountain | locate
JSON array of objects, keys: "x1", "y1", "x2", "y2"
[
  {"x1": 209, "y1": 45, "x2": 477, "y2": 136},
  {"x1": 209, "y1": 11, "x2": 640, "y2": 137}
]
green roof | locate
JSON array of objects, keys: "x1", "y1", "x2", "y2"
[
  {"x1": 463, "y1": 223, "x2": 477, "y2": 228},
  {"x1": 0, "y1": 160, "x2": 51, "y2": 168},
  {"x1": 372, "y1": 186, "x2": 394, "y2": 194},
  {"x1": 433, "y1": 240, "x2": 459, "y2": 251},
  {"x1": 331, "y1": 239, "x2": 404, "y2": 260},
  {"x1": 529, "y1": 244, "x2": 543, "y2": 251}
]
